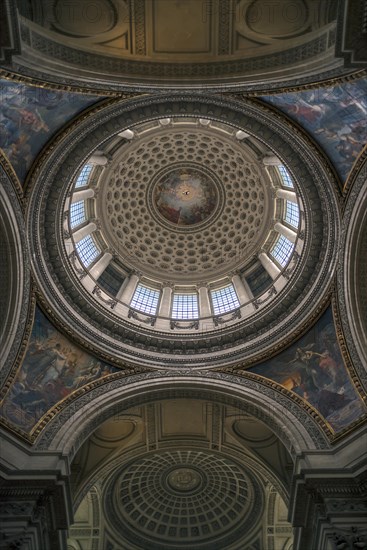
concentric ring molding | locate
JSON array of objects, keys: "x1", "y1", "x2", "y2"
[
  {"x1": 27, "y1": 94, "x2": 340, "y2": 369},
  {"x1": 104, "y1": 449, "x2": 264, "y2": 550},
  {"x1": 0, "y1": 163, "x2": 30, "y2": 387},
  {"x1": 100, "y1": 125, "x2": 271, "y2": 282}
]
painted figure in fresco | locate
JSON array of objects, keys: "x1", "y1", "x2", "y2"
[
  {"x1": 288, "y1": 346, "x2": 329, "y2": 392},
  {"x1": 25, "y1": 342, "x2": 66, "y2": 387}
]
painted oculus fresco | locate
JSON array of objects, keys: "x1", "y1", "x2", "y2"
[
  {"x1": 153, "y1": 167, "x2": 218, "y2": 226},
  {"x1": 249, "y1": 308, "x2": 366, "y2": 433}
]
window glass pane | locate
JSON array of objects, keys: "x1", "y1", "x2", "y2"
[
  {"x1": 75, "y1": 234, "x2": 100, "y2": 267},
  {"x1": 270, "y1": 235, "x2": 294, "y2": 267},
  {"x1": 70, "y1": 201, "x2": 86, "y2": 228},
  {"x1": 211, "y1": 285, "x2": 240, "y2": 315},
  {"x1": 278, "y1": 165, "x2": 294, "y2": 188},
  {"x1": 130, "y1": 284, "x2": 160, "y2": 315},
  {"x1": 284, "y1": 200, "x2": 299, "y2": 228},
  {"x1": 172, "y1": 293, "x2": 199, "y2": 319},
  {"x1": 75, "y1": 164, "x2": 92, "y2": 188}
]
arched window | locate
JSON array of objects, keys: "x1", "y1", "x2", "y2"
[
  {"x1": 284, "y1": 200, "x2": 299, "y2": 228},
  {"x1": 69, "y1": 201, "x2": 86, "y2": 228},
  {"x1": 278, "y1": 165, "x2": 294, "y2": 188}
]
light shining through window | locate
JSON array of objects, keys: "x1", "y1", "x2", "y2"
[
  {"x1": 211, "y1": 285, "x2": 240, "y2": 315},
  {"x1": 172, "y1": 293, "x2": 199, "y2": 319},
  {"x1": 284, "y1": 201, "x2": 299, "y2": 228},
  {"x1": 130, "y1": 284, "x2": 160, "y2": 315},
  {"x1": 70, "y1": 201, "x2": 86, "y2": 228},
  {"x1": 75, "y1": 164, "x2": 92, "y2": 188},
  {"x1": 278, "y1": 165, "x2": 294, "y2": 188},
  {"x1": 270, "y1": 235, "x2": 294, "y2": 267},
  {"x1": 75, "y1": 234, "x2": 100, "y2": 267}
]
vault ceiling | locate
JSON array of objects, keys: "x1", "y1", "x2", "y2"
[{"x1": 13, "y1": 0, "x2": 343, "y2": 88}]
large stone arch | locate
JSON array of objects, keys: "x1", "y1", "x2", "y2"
[
  {"x1": 338, "y1": 152, "x2": 367, "y2": 387},
  {"x1": 0, "y1": 158, "x2": 31, "y2": 387},
  {"x1": 35, "y1": 372, "x2": 329, "y2": 457}
]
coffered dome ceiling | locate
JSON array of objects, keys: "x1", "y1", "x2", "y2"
[
  {"x1": 98, "y1": 120, "x2": 272, "y2": 282},
  {"x1": 105, "y1": 450, "x2": 263, "y2": 549},
  {"x1": 27, "y1": 94, "x2": 340, "y2": 369}
]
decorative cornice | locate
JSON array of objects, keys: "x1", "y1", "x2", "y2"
[
  {"x1": 25, "y1": 94, "x2": 340, "y2": 370},
  {"x1": 33, "y1": 370, "x2": 330, "y2": 452}
]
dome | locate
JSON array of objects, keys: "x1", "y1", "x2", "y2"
[
  {"x1": 104, "y1": 450, "x2": 263, "y2": 549},
  {"x1": 28, "y1": 94, "x2": 339, "y2": 369}
]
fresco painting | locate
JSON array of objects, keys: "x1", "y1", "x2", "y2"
[
  {"x1": 0, "y1": 79, "x2": 101, "y2": 182},
  {"x1": 249, "y1": 308, "x2": 366, "y2": 432},
  {"x1": 261, "y1": 78, "x2": 367, "y2": 182},
  {"x1": 0, "y1": 308, "x2": 119, "y2": 432},
  {"x1": 154, "y1": 168, "x2": 218, "y2": 226}
]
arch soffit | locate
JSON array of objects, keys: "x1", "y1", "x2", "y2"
[
  {"x1": 0, "y1": 157, "x2": 31, "y2": 387},
  {"x1": 35, "y1": 373, "x2": 330, "y2": 459},
  {"x1": 338, "y1": 152, "x2": 367, "y2": 385}
]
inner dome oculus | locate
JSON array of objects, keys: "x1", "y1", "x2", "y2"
[{"x1": 153, "y1": 166, "x2": 218, "y2": 227}]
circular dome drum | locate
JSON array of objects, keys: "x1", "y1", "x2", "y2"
[{"x1": 27, "y1": 94, "x2": 340, "y2": 370}]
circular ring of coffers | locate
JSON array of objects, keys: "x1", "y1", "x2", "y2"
[
  {"x1": 27, "y1": 94, "x2": 340, "y2": 369},
  {"x1": 103, "y1": 449, "x2": 264, "y2": 550}
]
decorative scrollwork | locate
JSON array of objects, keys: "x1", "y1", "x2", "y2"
[
  {"x1": 253, "y1": 286, "x2": 277, "y2": 309},
  {"x1": 92, "y1": 286, "x2": 118, "y2": 309},
  {"x1": 170, "y1": 320, "x2": 199, "y2": 330},
  {"x1": 213, "y1": 308, "x2": 241, "y2": 326},
  {"x1": 69, "y1": 250, "x2": 87, "y2": 279},
  {"x1": 128, "y1": 309, "x2": 156, "y2": 326}
]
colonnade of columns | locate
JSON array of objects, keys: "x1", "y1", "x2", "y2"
[{"x1": 67, "y1": 153, "x2": 303, "y2": 321}]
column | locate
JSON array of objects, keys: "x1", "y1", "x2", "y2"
[
  {"x1": 71, "y1": 188, "x2": 95, "y2": 203},
  {"x1": 262, "y1": 155, "x2": 281, "y2": 166},
  {"x1": 276, "y1": 189, "x2": 297, "y2": 203},
  {"x1": 72, "y1": 222, "x2": 96, "y2": 243},
  {"x1": 198, "y1": 286, "x2": 211, "y2": 317},
  {"x1": 232, "y1": 274, "x2": 251, "y2": 304},
  {"x1": 89, "y1": 251, "x2": 113, "y2": 280},
  {"x1": 258, "y1": 252, "x2": 281, "y2": 280},
  {"x1": 116, "y1": 274, "x2": 139, "y2": 304},
  {"x1": 88, "y1": 154, "x2": 108, "y2": 166},
  {"x1": 274, "y1": 222, "x2": 297, "y2": 243},
  {"x1": 158, "y1": 286, "x2": 173, "y2": 317}
]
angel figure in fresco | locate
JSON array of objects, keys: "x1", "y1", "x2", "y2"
[
  {"x1": 29, "y1": 342, "x2": 66, "y2": 386},
  {"x1": 73, "y1": 361, "x2": 103, "y2": 389},
  {"x1": 288, "y1": 345, "x2": 327, "y2": 392}
]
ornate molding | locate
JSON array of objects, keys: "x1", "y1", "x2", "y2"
[
  {"x1": 0, "y1": 158, "x2": 32, "y2": 392},
  {"x1": 213, "y1": 308, "x2": 241, "y2": 326},
  {"x1": 25, "y1": 94, "x2": 340, "y2": 370},
  {"x1": 33, "y1": 370, "x2": 329, "y2": 453},
  {"x1": 170, "y1": 320, "x2": 199, "y2": 330},
  {"x1": 128, "y1": 309, "x2": 156, "y2": 326}
]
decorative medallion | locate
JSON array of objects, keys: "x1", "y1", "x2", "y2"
[
  {"x1": 152, "y1": 165, "x2": 219, "y2": 228},
  {"x1": 165, "y1": 466, "x2": 204, "y2": 494}
]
